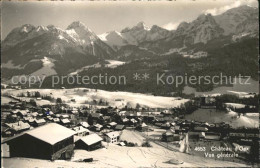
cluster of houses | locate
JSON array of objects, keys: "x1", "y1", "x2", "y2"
[
  {"x1": 1, "y1": 93, "x2": 258, "y2": 162},
  {"x1": 1, "y1": 97, "x2": 166, "y2": 160}
]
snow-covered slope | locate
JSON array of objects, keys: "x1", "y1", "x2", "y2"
[
  {"x1": 30, "y1": 57, "x2": 57, "y2": 77},
  {"x1": 2, "y1": 88, "x2": 189, "y2": 108},
  {"x1": 185, "y1": 108, "x2": 258, "y2": 128},
  {"x1": 98, "y1": 31, "x2": 128, "y2": 49}
]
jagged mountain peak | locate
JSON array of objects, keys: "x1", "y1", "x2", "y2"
[
  {"x1": 19, "y1": 24, "x2": 35, "y2": 33},
  {"x1": 214, "y1": 5, "x2": 259, "y2": 35},
  {"x1": 46, "y1": 24, "x2": 56, "y2": 29},
  {"x1": 135, "y1": 21, "x2": 150, "y2": 30},
  {"x1": 45, "y1": 25, "x2": 64, "y2": 34},
  {"x1": 122, "y1": 22, "x2": 150, "y2": 33},
  {"x1": 196, "y1": 13, "x2": 217, "y2": 25},
  {"x1": 66, "y1": 21, "x2": 94, "y2": 36},
  {"x1": 98, "y1": 30, "x2": 127, "y2": 48},
  {"x1": 197, "y1": 13, "x2": 213, "y2": 19},
  {"x1": 225, "y1": 5, "x2": 257, "y2": 13},
  {"x1": 67, "y1": 21, "x2": 88, "y2": 30},
  {"x1": 176, "y1": 22, "x2": 189, "y2": 30},
  {"x1": 65, "y1": 21, "x2": 98, "y2": 44},
  {"x1": 150, "y1": 25, "x2": 166, "y2": 32}
]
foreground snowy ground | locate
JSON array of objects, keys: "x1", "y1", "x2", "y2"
[
  {"x1": 1, "y1": 88, "x2": 188, "y2": 108},
  {"x1": 1, "y1": 130, "x2": 250, "y2": 168},
  {"x1": 2, "y1": 141, "x2": 248, "y2": 168}
]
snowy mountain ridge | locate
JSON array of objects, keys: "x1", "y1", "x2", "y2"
[
  {"x1": 99, "y1": 5, "x2": 258, "y2": 48},
  {"x1": 1, "y1": 5, "x2": 258, "y2": 80}
]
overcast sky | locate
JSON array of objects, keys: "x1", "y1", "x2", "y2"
[{"x1": 1, "y1": 0, "x2": 258, "y2": 39}]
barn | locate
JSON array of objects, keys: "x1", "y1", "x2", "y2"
[
  {"x1": 2, "y1": 123, "x2": 76, "y2": 160},
  {"x1": 115, "y1": 124, "x2": 125, "y2": 131},
  {"x1": 162, "y1": 131, "x2": 180, "y2": 142},
  {"x1": 75, "y1": 134, "x2": 103, "y2": 151},
  {"x1": 205, "y1": 132, "x2": 221, "y2": 140}
]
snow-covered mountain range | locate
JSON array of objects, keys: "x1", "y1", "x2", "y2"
[
  {"x1": 1, "y1": 5, "x2": 259, "y2": 80},
  {"x1": 99, "y1": 5, "x2": 258, "y2": 49}
]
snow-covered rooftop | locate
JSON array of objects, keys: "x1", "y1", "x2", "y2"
[
  {"x1": 94, "y1": 124, "x2": 103, "y2": 128},
  {"x1": 3, "y1": 123, "x2": 76, "y2": 145},
  {"x1": 26, "y1": 123, "x2": 75, "y2": 145},
  {"x1": 106, "y1": 131, "x2": 120, "y2": 139},
  {"x1": 79, "y1": 133, "x2": 103, "y2": 145},
  {"x1": 61, "y1": 118, "x2": 70, "y2": 124},
  {"x1": 35, "y1": 119, "x2": 46, "y2": 124},
  {"x1": 5, "y1": 121, "x2": 30, "y2": 131},
  {"x1": 73, "y1": 126, "x2": 90, "y2": 134},
  {"x1": 53, "y1": 118, "x2": 60, "y2": 122},
  {"x1": 80, "y1": 121, "x2": 89, "y2": 128},
  {"x1": 109, "y1": 122, "x2": 117, "y2": 126}
]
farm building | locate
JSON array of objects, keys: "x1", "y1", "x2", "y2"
[
  {"x1": 17, "y1": 110, "x2": 29, "y2": 117},
  {"x1": 115, "y1": 124, "x2": 125, "y2": 131},
  {"x1": 122, "y1": 118, "x2": 129, "y2": 123},
  {"x1": 61, "y1": 114, "x2": 69, "y2": 119},
  {"x1": 33, "y1": 119, "x2": 46, "y2": 127},
  {"x1": 194, "y1": 126, "x2": 208, "y2": 132},
  {"x1": 72, "y1": 126, "x2": 90, "y2": 136},
  {"x1": 130, "y1": 118, "x2": 138, "y2": 126},
  {"x1": 105, "y1": 131, "x2": 120, "y2": 143},
  {"x1": 163, "y1": 132, "x2": 181, "y2": 142},
  {"x1": 53, "y1": 118, "x2": 60, "y2": 123},
  {"x1": 137, "y1": 123, "x2": 149, "y2": 132},
  {"x1": 188, "y1": 132, "x2": 205, "y2": 141},
  {"x1": 61, "y1": 118, "x2": 71, "y2": 127},
  {"x1": 31, "y1": 112, "x2": 39, "y2": 117},
  {"x1": 162, "y1": 131, "x2": 178, "y2": 142},
  {"x1": 91, "y1": 113, "x2": 103, "y2": 119},
  {"x1": 94, "y1": 123, "x2": 103, "y2": 132},
  {"x1": 103, "y1": 116, "x2": 111, "y2": 123},
  {"x1": 205, "y1": 132, "x2": 221, "y2": 140},
  {"x1": 2, "y1": 123, "x2": 76, "y2": 160},
  {"x1": 75, "y1": 134, "x2": 103, "y2": 151},
  {"x1": 79, "y1": 121, "x2": 89, "y2": 128},
  {"x1": 2, "y1": 127, "x2": 15, "y2": 137},
  {"x1": 5, "y1": 121, "x2": 31, "y2": 134},
  {"x1": 109, "y1": 122, "x2": 117, "y2": 128}
]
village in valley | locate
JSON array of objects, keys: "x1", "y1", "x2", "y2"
[{"x1": 1, "y1": 85, "x2": 259, "y2": 167}]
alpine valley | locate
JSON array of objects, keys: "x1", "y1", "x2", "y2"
[{"x1": 1, "y1": 5, "x2": 259, "y2": 96}]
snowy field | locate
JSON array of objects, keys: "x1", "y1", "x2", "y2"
[
  {"x1": 183, "y1": 78, "x2": 258, "y2": 96},
  {"x1": 69, "y1": 60, "x2": 125, "y2": 75},
  {"x1": 1, "y1": 88, "x2": 189, "y2": 108},
  {"x1": 185, "y1": 109, "x2": 259, "y2": 128},
  {"x1": 120, "y1": 129, "x2": 146, "y2": 146},
  {"x1": 1, "y1": 96, "x2": 16, "y2": 104},
  {"x1": 30, "y1": 57, "x2": 57, "y2": 78}
]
